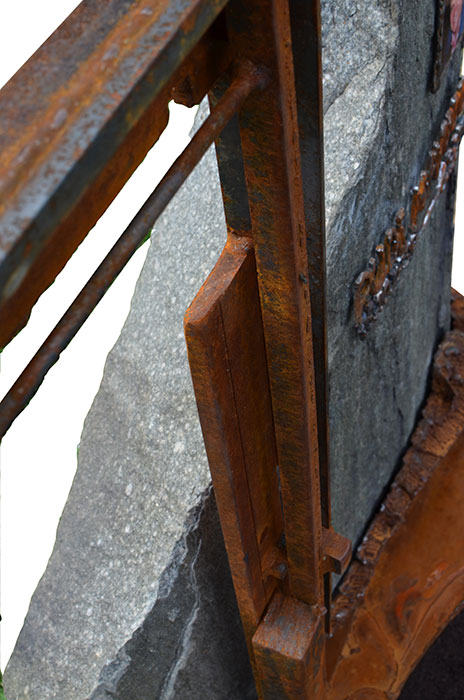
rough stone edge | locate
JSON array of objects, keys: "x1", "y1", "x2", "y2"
[
  {"x1": 87, "y1": 485, "x2": 256, "y2": 700},
  {"x1": 87, "y1": 489, "x2": 211, "y2": 699},
  {"x1": 332, "y1": 290, "x2": 464, "y2": 623}
]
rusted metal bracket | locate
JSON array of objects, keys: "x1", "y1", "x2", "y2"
[
  {"x1": 185, "y1": 230, "x2": 350, "y2": 695},
  {"x1": 321, "y1": 528, "x2": 351, "y2": 576}
]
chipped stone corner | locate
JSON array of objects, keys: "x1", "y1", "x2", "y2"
[{"x1": 90, "y1": 487, "x2": 256, "y2": 700}]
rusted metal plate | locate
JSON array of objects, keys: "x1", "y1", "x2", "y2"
[
  {"x1": 0, "y1": 0, "x2": 229, "y2": 347},
  {"x1": 326, "y1": 292, "x2": 464, "y2": 698},
  {"x1": 184, "y1": 235, "x2": 284, "y2": 668},
  {"x1": 224, "y1": 0, "x2": 325, "y2": 609}
]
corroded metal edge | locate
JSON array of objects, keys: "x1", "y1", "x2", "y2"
[{"x1": 0, "y1": 0, "x2": 230, "y2": 347}]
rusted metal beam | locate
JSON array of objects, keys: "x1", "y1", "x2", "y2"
[
  {"x1": 0, "y1": 0, "x2": 230, "y2": 347},
  {"x1": 223, "y1": 0, "x2": 325, "y2": 609},
  {"x1": 288, "y1": 0, "x2": 330, "y2": 533},
  {"x1": 0, "y1": 64, "x2": 265, "y2": 439},
  {"x1": 287, "y1": 0, "x2": 333, "y2": 632}
]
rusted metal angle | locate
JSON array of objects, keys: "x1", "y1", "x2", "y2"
[
  {"x1": 223, "y1": 0, "x2": 324, "y2": 608},
  {"x1": 288, "y1": 0, "x2": 330, "y2": 530},
  {"x1": 288, "y1": 0, "x2": 333, "y2": 633},
  {"x1": 0, "y1": 64, "x2": 265, "y2": 440},
  {"x1": 0, "y1": 0, "x2": 229, "y2": 346}
]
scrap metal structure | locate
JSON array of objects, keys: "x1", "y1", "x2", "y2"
[{"x1": 1, "y1": 1, "x2": 463, "y2": 697}]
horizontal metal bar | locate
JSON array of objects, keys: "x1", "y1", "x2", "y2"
[
  {"x1": 0, "y1": 62, "x2": 265, "y2": 440},
  {"x1": 0, "y1": 0, "x2": 229, "y2": 341}
]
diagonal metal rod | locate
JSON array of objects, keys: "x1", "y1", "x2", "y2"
[{"x1": 0, "y1": 62, "x2": 266, "y2": 440}]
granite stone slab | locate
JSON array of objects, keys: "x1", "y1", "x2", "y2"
[{"x1": 325, "y1": 0, "x2": 460, "y2": 548}]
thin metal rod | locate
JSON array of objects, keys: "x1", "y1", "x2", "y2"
[{"x1": 0, "y1": 62, "x2": 265, "y2": 440}]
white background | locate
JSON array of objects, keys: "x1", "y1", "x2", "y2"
[{"x1": 0, "y1": 1, "x2": 463, "y2": 673}]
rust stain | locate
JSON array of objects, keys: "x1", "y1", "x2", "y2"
[
  {"x1": 224, "y1": 0, "x2": 327, "y2": 611},
  {"x1": 0, "y1": 0, "x2": 230, "y2": 347},
  {"x1": 393, "y1": 582, "x2": 422, "y2": 637},
  {"x1": 354, "y1": 78, "x2": 464, "y2": 337}
]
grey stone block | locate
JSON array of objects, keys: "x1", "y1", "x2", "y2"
[
  {"x1": 4, "y1": 1, "x2": 460, "y2": 698},
  {"x1": 325, "y1": 0, "x2": 460, "y2": 549},
  {"x1": 90, "y1": 488, "x2": 255, "y2": 700}
]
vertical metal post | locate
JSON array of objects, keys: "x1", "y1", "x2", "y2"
[
  {"x1": 288, "y1": 0, "x2": 333, "y2": 622},
  {"x1": 204, "y1": 3, "x2": 351, "y2": 695},
  {"x1": 224, "y1": 0, "x2": 324, "y2": 608},
  {"x1": 289, "y1": 0, "x2": 330, "y2": 532}
]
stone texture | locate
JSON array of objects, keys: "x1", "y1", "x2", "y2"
[
  {"x1": 4, "y1": 114, "x2": 256, "y2": 699},
  {"x1": 90, "y1": 488, "x2": 255, "y2": 700},
  {"x1": 324, "y1": 0, "x2": 460, "y2": 549},
  {"x1": 4, "y1": 1, "x2": 461, "y2": 698},
  {"x1": 322, "y1": 0, "x2": 399, "y2": 230}
]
